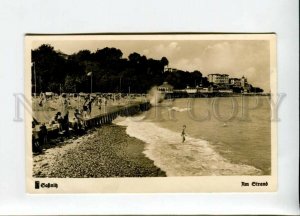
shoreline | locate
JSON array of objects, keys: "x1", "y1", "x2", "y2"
[
  {"x1": 163, "y1": 93, "x2": 271, "y2": 99},
  {"x1": 33, "y1": 124, "x2": 166, "y2": 178}
]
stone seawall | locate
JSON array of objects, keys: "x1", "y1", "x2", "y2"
[
  {"x1": 84, "y1": 102, "x2": 151, "y2": 127},
  {"x1": 33, "y1": 102, "x2": 151, "y2": 148}
]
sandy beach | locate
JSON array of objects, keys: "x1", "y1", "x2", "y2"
[{"x1": 33, "y1": 125, "x2": 166, "y2": 178}]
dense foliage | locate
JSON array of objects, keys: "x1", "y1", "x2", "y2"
[
  {"x1": 31, "y1": 44, "x2": 206, "y2": 93},
  {"x1": 32, "y1": 44, "x2": 263, "y2": 94}
]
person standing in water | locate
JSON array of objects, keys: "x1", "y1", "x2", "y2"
[{"x1": 181, "y1": 125, "x2": 186, "y2": 143}]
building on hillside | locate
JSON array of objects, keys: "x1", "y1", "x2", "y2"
[
  {"x1": 185, "y1": 85, "x2": 198, "y2": 94},
  {"x1": 240, "y1": 76, "x2": 252, "y2": 93},
  {"x1": 241, "y1": 75, "x2": 248, "y2": 87},
  {"x1": 198, "y1": 86, "x2": 214, "y2": 93},
  {"x1": 164, "y1": 67, "x2": 177, "y2": 73},
  {"x1": 229, "y1": 78, "x2": 241, "y2": 86},
  {"x1": 208, "y1": 73, "x2": 229, "y2": 84},
  {"x1": 157, "y1": 82, "x2": 174, "y2": 93}
]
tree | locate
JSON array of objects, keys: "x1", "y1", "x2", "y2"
[
  {"x1": 128, "y1": 52, "x2": 141, "y2": 63},
  {"x1": 32, "y1": 44, "x2": 67, "y2": 93},
  {"x1": 70, "y1": 50, "x2": 92, "y2": 62},
  {"x1": 94, "y1": 47, "x2": 123, "y2": 62},
  {"x1": 250, "y1": 86, "x2": 264, "y2": 93},
  {"x1": 64, "y1": 75, "x2": 76, "y2": 92},
  {"x1": 161, "y1": 56, "x2": 169, "y2": 68},
  {"x1": 34, "y1": 44, "x2": 258, "y2": 94},
  {"x1": 190, "y1": 70, "x2": 203, "y2": 87}
]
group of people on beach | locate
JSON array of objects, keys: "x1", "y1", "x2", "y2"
[
  {"x1": 32, "y1": 93, "x2": 130, "y2": 153},
  {"x1": 52, "y1": 94, "x2": 99, "y2": 135},
  {"x1": 36, "y1": 92, "x2": 131, "y2": 111},
  {"x1": 32, "y1": 92, "x2": 188, "y2": 154}
]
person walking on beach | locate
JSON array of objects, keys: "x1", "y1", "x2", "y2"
[
  {"x1": 61, "y1": 94, "x2": 70, "y2": 136},
  {"x1": 74, "y1": 108, "x2": 86, "y2": 131},
  {"x1": 84, "y1": 95, "x2": 94, "y2": 117},
  {"x1": 97, "y1": 96, "x2": 102, "y2": 110},
  {"x1": 51, "y1": 111, "x2": 63, "y2": 132},
  {"x1": 181, "y1": 125, "x2": 186, "y2": 143},
  {"x1": 103, "y1": 97, "x2": 108, "y2": 113},
  {"x1": 38, "y1": 92, "x2": 46, "y2": 107}
]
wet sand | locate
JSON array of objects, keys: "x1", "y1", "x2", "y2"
[{"x1": 33, "y1": 125, "x2": 166, "y2": 178}]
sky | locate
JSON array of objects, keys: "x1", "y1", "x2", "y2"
[{"x1": 32, "y1": 39, "x2": 270, "y2": 91}]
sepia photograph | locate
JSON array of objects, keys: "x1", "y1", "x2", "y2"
[
  {"x1": 1, "y1": 0, "x2": 298, "y2": 214},
  {"x1": 25, "y1": 34, "x2": 277, "y2": 193}
]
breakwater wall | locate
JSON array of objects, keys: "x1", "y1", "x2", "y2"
[{"x1": 84, "y1": 102, "x2": 151, "y2": 128}]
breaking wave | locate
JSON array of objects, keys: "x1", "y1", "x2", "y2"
[
  {"x1": 147, "y1": 86, "x2": 165, "y2": 106},
  {"x1": 168, "y1": 106, "x2": 191, "y2": 112},
  {"x1": 113, "y1": 116, "x2": 262, "y2": 176}
]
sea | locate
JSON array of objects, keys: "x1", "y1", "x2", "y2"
[{"x1": 114, "y1": 96, "x2": 271, "y2": 176}]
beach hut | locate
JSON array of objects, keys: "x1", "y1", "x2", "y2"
[{"x1": 157, "y1": 82, "x2": 174, "y2": 93}]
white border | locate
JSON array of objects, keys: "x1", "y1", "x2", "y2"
[
  {"x1": 0, "y1": 0, "x2": 299, "y2": 215},
  {"x1": 24, "y1": 34, "x2": 277, "y2": 194}
]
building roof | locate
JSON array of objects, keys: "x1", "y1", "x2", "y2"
[
  {"x1": 208, "y1": 73, "x2": 229, "y2": 76},
  {"x1": 158, "y1": 82, "x2": 173, "y2": 89}
]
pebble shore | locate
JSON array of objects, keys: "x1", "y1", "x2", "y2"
[{"x1": 33, "y1": 125, "x2": 166, "y2": 178}]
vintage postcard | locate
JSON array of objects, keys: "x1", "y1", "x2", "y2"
[{"x1": 25, "y1": 34, "x2": 277, "y2": 193}]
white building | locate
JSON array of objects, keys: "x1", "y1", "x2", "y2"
[
  {"x1": 241, "y1": 75, "x2": 248, "y2": 87},
  {"x1": 219, "y1": 89, "x2": 233, "y2": 93},
  {"x1": 164, "y1": 68, "x2": 177, "y2": 73},
  {"x1": 198, "y1": 86, "x2": 214, "y2": 93},
  {"x1": 185, "y1": 85, "x2": 198, "y2": 94},
  {"x1": 229, "y1": 78, "x2": 241, "y2": 86},
  {"x1": 208, "y1": 74, "x2": 229, "y2": 84}
]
